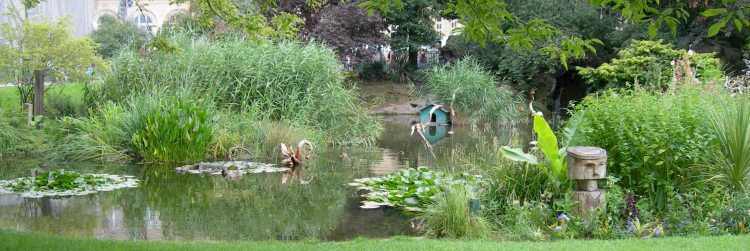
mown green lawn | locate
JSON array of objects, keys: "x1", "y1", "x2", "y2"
[
  {"x1": 1, "y1": 230, "x2": 748, "y2": 251},
  {"x1": 0, "y1": 82, "x2": 86, "y2": 111}
]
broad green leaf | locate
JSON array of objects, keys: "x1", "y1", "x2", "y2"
[
  {"x1": 533, "y1": 114, "x2": 559, "y2": 162},
  {"x1": 702, "y1": 8, "x2": 728, "y2": 18},
  {"x1": 500, "y1": 146, "x2": 538, "y2": 165},
  {"x1": 707, "y1": 18, "x2": 729, "y2": 37}
]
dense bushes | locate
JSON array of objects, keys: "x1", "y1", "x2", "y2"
[
  {"x1": 425, "y1": 57, "x2": 521, "y2": 122},
  {"x1": 92, "y1": 36, "x2": 380, "y2": 144},
  {"x1": 573, "y1": 88, "x2": 725, "y2": 214},
  {"x1": 90, "y1": 15, "x2": 147, "y2": 58},
  {"x1": 577, "y1": 40, "x2": 724, "y2": 90},
  {"x1": 568, "y1": 87, "x2": 721, "y2": 211},
  {"x1": 59, "y1": 90, "x2": 322, "y2": 163}
]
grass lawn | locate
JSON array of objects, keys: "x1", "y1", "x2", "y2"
[
  {"x1": 0, "y1": 82, "x2": 86, "y2": 111},
  {"x1": 1, "y1": 230, "x2": 749, "y2": 251}
]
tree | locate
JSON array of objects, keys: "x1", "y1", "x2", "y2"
[
  {"x1": 90, "y1": 15, "x2": 148, "y2": 58},
  {"x1": 171, "y1": 0, "x2": 303, "y2": 40},
  {"x1": 311, "y1": 2, "x2": 387, "y2": 61},
  {"x1": 382, "y1": 0, "x2": 441, "y2": 69},
  {"x1": 0, "y1": 19, "x2": 105, "y2": 115}
]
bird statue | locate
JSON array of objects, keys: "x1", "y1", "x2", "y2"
[{"x1": 279, "y1": 140, "x2": 314, "y2": 184}]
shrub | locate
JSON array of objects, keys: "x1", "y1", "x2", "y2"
[
  {"x1": 90, "y1": 15, "x2": 147, "y2": 58},
  {"x1": 717, "y1": 194, "x2": 750, "y2": 234},
  {"x1": 577, "y1": 40, "x2": 724, "y2": 90},
  {"x1": 425, "y1": 57, "x2": 521, "y2": 122},
  {"x1": 568, "y1": 87, "x2": 721, "y2": 212},
  {"x1": 421, "y1": 185, "x2": 491, "y2": 239},
  {"x1": 356, "y1": 61, "x2": 387, "y2": 81},
  {"x1": 45, "y1": 91, "x2": 86, "y2": 118},
  {"x1": 95, "y1": 36, "x2": 380, "y2": 144}
]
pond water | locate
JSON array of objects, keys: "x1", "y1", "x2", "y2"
[{"x1": 0, "y1": 116, "x2": 525, "y2": 241}]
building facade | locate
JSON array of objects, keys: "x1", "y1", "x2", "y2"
[{"x1": 0, "y1": 0, "x2": 189, "y2": 36}]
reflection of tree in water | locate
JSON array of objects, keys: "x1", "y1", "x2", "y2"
[{"x1": 9, "y1": 196, "x2": 102, "y2": 236}]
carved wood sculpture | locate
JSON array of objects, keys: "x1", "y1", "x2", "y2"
[
  {"x1": 410, "y1": 122, "x2": 436, "y2": 158},
  {"x1": 279, "y1": 140, "x2": 313, "y2": 184}
]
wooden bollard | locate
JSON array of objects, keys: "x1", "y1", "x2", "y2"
[
  {"x1": 567, "y1": 146, "x2": 607, "y2": 216},
  {"x1": 26, "y1": 103, "x2": 33, "y2": 126}
]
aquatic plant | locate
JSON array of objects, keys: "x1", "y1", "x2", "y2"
[
  {"x1": 128, "y1": 91, "x2": 214, "y2": 163},
  {"x1": 425, "y1": 57, "x2": 522, "y2": 123},
  {"x1": 0, "y1": 170, "x2": 138, "y2": 198},
  {"x1": 348, "y1": 167, "x2": 482, "y2": 212},
  {"x1": 421, "y1": 185, "x2": 492, "y2": 239}
]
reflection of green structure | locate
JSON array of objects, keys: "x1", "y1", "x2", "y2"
[
  {"x1": 419, "y1": 104, "x2": 451, "y2": 125},
  {"x1": 423, "y1": 125, "x2": 451, "y2": 145}
]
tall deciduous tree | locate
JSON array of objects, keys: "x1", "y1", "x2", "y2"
[
  {"x1": 0, "y1": 19, "x2": 105, "y2": 115},
  {"x1": 311, "y1": 2, "x2": 387, "y2": 61}
]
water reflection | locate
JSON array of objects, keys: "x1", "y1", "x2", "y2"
[{"x1": 0, "y1": 116, "x2": 526, "y2": 241}]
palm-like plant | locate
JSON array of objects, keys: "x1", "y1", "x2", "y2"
[{"x1": 708, "y1": 98, "x2": 750, "y2": 192}]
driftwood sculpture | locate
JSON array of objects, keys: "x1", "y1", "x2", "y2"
[
  {"x1": 279, "y1": 140, "x2": 314, "y2": 184},
  {"x1": 410, "y1": 122, "x2": 436, "y2": 158}
]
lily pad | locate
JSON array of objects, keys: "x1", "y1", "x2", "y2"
[
  {"x1": 0, "y1": 170, "x2": 139, "y2": 198},
  {"x1": 176, "y1": 161, "x2": 289, "y2": 176},
  {"x1": 349, "y1": 167, "x2": 482, "y2": 213}
]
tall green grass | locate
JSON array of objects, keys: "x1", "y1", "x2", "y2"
[
  {"x1": 0, "y1": 109, "x2": 43, "y2": 158},
  {"x1": 707, "y1": 97, "x2": 750, "y2": 193},
  {"x1": 59, "y1": 90, "x2": 322, "y2": 163},
  {"x1": 421, "y1": 185, "x2": 491, "y2": 239},
  {"x1": 425, "y1": 57, "x2": 522, "y2": 123},
  {"x1": 92, "y1": 35, "x2": 380, "y2": 145}
]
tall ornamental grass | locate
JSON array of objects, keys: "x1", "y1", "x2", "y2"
[
  {"x1": 425, "y1": 57, "x2": 521, "y2": 123},
  {"x1": 707, "y1": 97, "x2": 750, "y2": 193},
  {"x1": 421, "y1": 185, "x2": 491, "y2": 239},
  {"x1": 0, "y1": 110, "x2": 42, "y2": 157},
  {"x1": 93, "y1": 36, "x2": 380, "y2": 144},
  {"x1": 58, "y1": 90, "x2": 321, "y2": 163}
]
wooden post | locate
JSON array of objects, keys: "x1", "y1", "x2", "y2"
[
  {"x1": 26, "y1": 103, "x2": 33, "y2": 126},
  {"x1": 33, "y1": 70, "x2": 45, "y2": 116}
]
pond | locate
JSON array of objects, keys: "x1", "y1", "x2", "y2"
[{"x1": 0, "y1": 116, "x2": 526, "y2": 241}]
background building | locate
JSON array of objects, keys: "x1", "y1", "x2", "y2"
[{"x1": 0, "y1": 0, "x2": 188, "y2": 36}]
